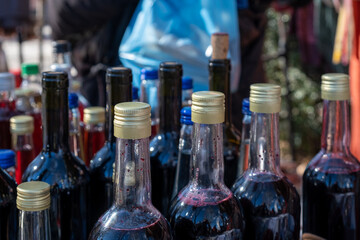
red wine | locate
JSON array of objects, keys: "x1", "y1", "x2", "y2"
[
  {"x1": 15, "y1": 149, "x2": 35, "y2": 184},
  {"x1": 84, "y1": 129, "x2": 106, "y2": 166},
  {"x1": 303, "y1": 158, "x2": 360, "y2": 239},
  {"x1": 169, "y1": 190, "x2": 244, "y2": 239},
  {"x1": 232, "y1": 173, "x2": 300, "y2": 240},
  {"x1": 0, "y1": 99, "x2": 17, "y2": 149}
]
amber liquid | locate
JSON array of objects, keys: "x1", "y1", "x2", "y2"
[{"x1": 84, "y1": 130, "x2": 106, "y2": 166}]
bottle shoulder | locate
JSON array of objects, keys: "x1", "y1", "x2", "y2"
[
  {"x1": 150, "y1": 133, "x2": 179, "y2": 162},
  {"x1": 90, "y1": 142, "x2": 116, "y2": 172}
]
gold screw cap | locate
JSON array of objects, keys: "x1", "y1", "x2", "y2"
[
  {"x1": 114, "y1": 102, "x2": 151, "y2": 139},
  {"x1": 84, "y1": 107, "x2": 105, "y2": 124},
  {"x1": 250, "y1": 83, "x2": 281, "y2": 113},
  {"x1": 10, "y1": 115, "x2": 34, "y2": 134},
  {"x1": 321, "y1": 73, "x2": 350, "y2": 100},
  {"x1": 191, "y1": 91, "x2": 225, "y2": 124},
  {"x1": 17, "y1": 181, "x2": 51, "y2": 211}
]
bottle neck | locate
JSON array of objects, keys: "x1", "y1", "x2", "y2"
[
  {"x1": 12, "y1": 133, "x2": 34, "y2": 151},
  {"x1": 42, "y1": 87, "x2": 70, "y2": 152},
  {"x1": 321, "y1": 100, "x2": 351, "y2": 153},
  {"x1": 18, "y1": 209, "x2": 51, "y2": 240},
  {"x1": 113, "y1": 137, "x2": 152, "y2": 208},
  {"x1": 189, "y1": 123, "x2": 224, "y2": 188},
  {"x1": 249, "y1": 112, "x2": 282, "y2": 174},
  {"x1": 69, "y1": 107, "x2": 80, "y2": 133},
  {"x1": 53, "y1": 52, "x2": 71, "y2": 65}
]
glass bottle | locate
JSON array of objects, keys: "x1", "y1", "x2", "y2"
[
  {"x1": 181, "y1": 77, "x2": 193, "y2": 107},
  {"x1": 89, "y1": 67, "x2": 132, "y2": 228},
  {"x1": 303, "y1": 73, "x2": 360, "y2": 239},
  {"x1": 69, "y1": 93, "x2": 85, "y2": 161},
  {"x1": 171, "y1": 106, "x2": 193, "y2": 200},
  {"x1": 22, "y1": 71, "x2": 90, "y2": 240},
  {"x1": 0, "y1": 150, "x2": 16, "y2": 180},
  {"x1": 209, "y1": 33, "x2": 241, "y2": 187},
  {"x1": 84, "y1": 107, "x2": 106, "y2": 166},
  {"x1": 0, "y1": 72, "x2": 18, "y2": 149},
  {"x1": 17, "y1": 181, "x2": 51, "y2": 240},
  {"x1": 10, "y1": 115, "x2": 36, "y2": 184},
  {"x1": 132, "y1": 86, "x2": 139, "y2": 102},
  {"x1": 20, "y1": 63, "x2": 42, "y2": 94},
  {"x1": 169, "y1": 91, "x2": 244, "y2": 239},
  {"x1": 140, "y1": 68, "x2": 160, "y2": 137},
  {"x1": 150, "y1": 62, "x2": 182, "y2": 215},
  {"x1": 238, "y1": 98, "x2": 251, "y2": 176},
  {"x1": 89, "y1": 102, "x2": 172, "y2": 239},
  {"x1": 232, "y1": 83, "x2": 300, "y2": 239}
]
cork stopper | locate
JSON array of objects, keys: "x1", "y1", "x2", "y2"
[
  {"x1": 10, "y1": 115, "x2": 34, "y2": 134},
  {"x1": 191, "y1": 91, "x2": 225, "y2": 124},
  {"x1": 114, "y1": 102, "x2": 151, "y2": 139},
  {"x1": 250, "y1": 83, "x2": 281, "y2": 113},
  {"x1": 321, "y1": 73, "x2": 349, "y2": 100},
  {"x1": 211, "y1": 33, "x2": 229, "y2": 60},
  {"x1": 17, "y1": 181, "x2": 51, "y2": 211},
  {"x1": 84, "y1": 107, "x2": 106, "y2": 124}
]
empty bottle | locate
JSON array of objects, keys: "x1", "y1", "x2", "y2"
[{"x1": 20, "y1": 63, "x2": 42, "y2": 94}]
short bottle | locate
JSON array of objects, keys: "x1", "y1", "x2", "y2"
[
  {"x1": 238, "y1": 98, "x2": 251, "y2": 176},
  {"x1": 69, "y1": 93, "x2": 85, "y2": 161},
  {"x1": 89, "y1": 102, "x2": 172, "y2": 239},
  {"x1": 169, "y1": 91, "x2": 245, "y2": 239},
  {"x1": 20, "y1": 63, "x2": 42, "y2": 94},
  {"x1": 84, "y1": 106, "x2": 106, "y2": 166},
  {"x1": 302, "y1": 74, "x2": 360, "y2": 239},
  {"x1": 171, "y1": 106, "x2": 193, "y2": 199},
  {"x1": 17, "y1": 181, "x2": 51, "y2": 240},
  {"x1": 0, "y1": 150, "x2": 16, "y2": 179},
  {"x1": 140, "y1": 68, "x2": 160, "y2": 137},
  {"x1": 232, "y1": 83, "x2": 300, "y2": 239},
  {"x1": 181, "y1": 76, "x2": 193, "y2": 107}
]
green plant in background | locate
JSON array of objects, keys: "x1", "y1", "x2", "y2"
[{"x1": 264, "y1": 9, "x2": 322, "y2": 162}]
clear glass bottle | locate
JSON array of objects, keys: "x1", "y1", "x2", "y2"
[
  {"x1": 84, "y1": 107, "x2": 106, "y2": 166},
  {"x1": 303, "y1": 73, "x2": 360, "y2": 239},
  {"x1": 140, "y1": 68, "x2": 159, "y2": 137},
  {"x1": 89, "y1": 102, "x2": 172, "y2": 239},
  {"x1": 181, "y1": 76, "x2": 192, "y2": 107},
  {"x1": 232, "y1": 83, "x2": 300, "y2": 239},
  {"x1": 150, "y1": 62, "x2": 182, "y2": 214},
  {"x1": 238, "y1": 98, "x2": 251, "y2": 176},
  {"x1": 69, "y1": 93, "x2": 85, "y2": 161},
  {"x1": 171, "y1": 106, "x2": 192, "y2": 199},
  {"x1": 132, "y1": 86, "x2": 139, "y2": 102},
  {"x1": 0, "y1": 150, "x2": 16, "y2": 180},
  {"x1": 17, "y1": 181, "x2": 51, "y2": 240},
  {"x1": 169, "y1": 91, "x2": 244, "y2": 239},
  {"x1": 22, "y1": 71, "x2": 90, "y2": 240},
  {"x1": 10, "y1": 115, "x2": 36, "y2": 184},
  {"x1": 20, "y1": 63, "x2": 42, "y2": 94}
]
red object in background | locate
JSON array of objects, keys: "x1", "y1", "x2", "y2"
[
  {"x1": 9, "y1": 69, "x2": 22, "y2": 88},
  {"x1": 30, "y1": 111, "x2": 42, "y2": 155},
  {"x1": 0, "y1": 99, "x2": 19, "y2": 149},
  {"x1": 84, "y1": 129, "x2": 105, "y2": 166},
  {"x1": 15, "y1": 148, "x2": 35, "y2": 184}
]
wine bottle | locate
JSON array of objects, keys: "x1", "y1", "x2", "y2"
[
  {"x1": 89, "y1": 102, "x2": 172, "y2": 239},
  {"x1": 84, "y1": 107, "x2": 106, "y2": 166},
  {"x1": 209, "y1": 33, "x2": 241, "y2": 187},
  {"x1": 181, "y1": 77, "x2": 193, "y2": 107},
  {"x1": 303, "y1": 73, "x2": 360, "y2": 239},
  {"x1": 22, "y1": 71, "x2": 90, "y2": 240},
  {"x1": 150, "y1": 62, "x2": 182, "y2": 215},
  {"x1": 69, "y1": 93, "x2": 85, "y2": 161},
  {"x1": 17, "y1": 181, "x2": 51, "y2": 240},
  {"x1": 10, "y1": 115, "x2": 36, "y2": 184},
  {"x1": 238, "y1": 98, "x2": 251, "y2": 176},
  {"x1": 171, "y1": 106, "x2": 193, "y2": 200},
  {"x1": 232, "y1": 83, "x2": 300, "y2": 239},
  {"x1": 89, "y1": 67, "x2": 132, "y2": 228},
  {"x1": 169, "y1": 91, "x2": 245, "y2": 239}
]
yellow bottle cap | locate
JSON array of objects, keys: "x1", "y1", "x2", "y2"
[
  {"x1": 114, "y1": 102, "x2": 151, "y2": 139},
  {"x1": 321, "y1": 73, "x2": 350, "y2": 100},
  {"x1": 10, "y1": 115, "x2": 34, "y2": 134},
  {"x1": 191, "y1": 91, "x2": 225, "y2": 124},
  {"x1": 17, "y1": 181, "x2": 51, "y2": 211},
  {"x1": 250, "y1": 83, "x2": 281, "y2": 113},
  {"x1": 84, "y1": 107, "x2": 105, "y2": 124}
]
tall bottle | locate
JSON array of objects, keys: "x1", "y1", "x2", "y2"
[
  {"x1": 150, "y1": 62, "x2": 182, "y2": 214},
  {"x1": 0, "y1": 163, "x2": 17, "y2": 239},
  {"x1": 10, "y1": 115, "x2": 36, "y2": 184},
  {"x1": 89, "y1": 102, "x2": 172, "y2": 239},
  {"x1": 89, "y1": 67, "x2": 132, "y2": 228},
  {"x1": 232, "y1": 83, "x2": 300, "y2": 239},
  {"x1": 181, "y1": 77, "x2": 193, "y2": 107},
  {"x1": 169, "y1": 91, "x2": 244, "y2": 239},
  {"x1": 303, "y1": 73, "x2": 360, "y2": 239},
  {"x1": 68, "y1": 93, "x2": 85, "y2": 161},
  {"x1": 17, "y1": 181, "x2": 51, "y2": 240},
  {"x1": 0, "y1": 150, "x2": 16, "y2": 180},
  {"x1": 22, "y1": 71, "x2": 90, "y2": 240},
  {"x1": 171, "y1": 106, "x2": 193, "y2": 199},
  {"x1": 209, "y1": 33, "x2": 241, "y2": 187},
  {"x1": 83, "y1": 107, "x2": 106, "y2": 166},
  {"x1": 238, "y1": 98, "x2": 251, "y2": 176}
]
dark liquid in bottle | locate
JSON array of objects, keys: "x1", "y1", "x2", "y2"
[
  {"x1": 31, "y1": 111, "x2": 43, "y2": 156},
  {"x1": 170, "y1": 190, "x2": 244, "y2": 239},
  {"x1": 0, "y1": 169, "x2": 17, "y2": 239},
  {"x1": 0, "y1": 99, "x2": 17, "y2": 149},
  {"x1": 172, "y1": 152, "x2": 190, "y2": 198},
  {"x1": 15, "y1": 148, "x2": 35, "y2": 184},
  {"x1": 303, "y1": 159, "x2": 360, "y2": 240},
  {"x1": 84, "y1": 129, "x2": 106, "y2": 166},
  {"x1": 232, "y1": 174, "x2": 300, "y2": 240},
  {"x1": 223, "y1": 148, "x2": 240, "y2": 187}
]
